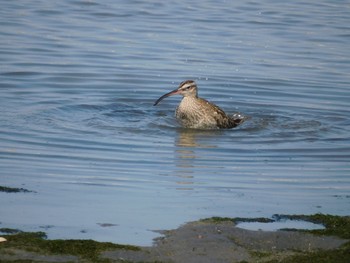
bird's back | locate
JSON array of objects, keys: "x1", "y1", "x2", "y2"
[{"x1": 176, "y1": 97, "x2": 244, "y2": 129}]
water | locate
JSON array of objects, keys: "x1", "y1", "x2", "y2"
[
  {"x1": 236, "y1": 220, "x2": 325, "y2": 232},
  {"x1": 1, "y1": 0, "x2": 349, "y2": 246}
]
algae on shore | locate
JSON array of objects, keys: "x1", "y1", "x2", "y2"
[
  {"x1": 0, "y1": 214, "x2": 349, "y2": 263},
  {"x1": 0, "y1": 231, "x2": 139, "y2": 263}
]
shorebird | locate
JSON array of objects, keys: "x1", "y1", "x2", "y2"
[{"x1": 154, "y1": 80, "x2": 245, "y2": 129}]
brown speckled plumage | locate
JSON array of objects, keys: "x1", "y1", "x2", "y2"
[{"x1": 154, "y1": 80, "x2": 245, "y2": 129}]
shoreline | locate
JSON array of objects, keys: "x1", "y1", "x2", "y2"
[{"x1": 1, "y1": 214, "x2": 349, "y2": 263}]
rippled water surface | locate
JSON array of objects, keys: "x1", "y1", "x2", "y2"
[{"x1": 1, "y1": 0, "x2": 350, "y2": 245}]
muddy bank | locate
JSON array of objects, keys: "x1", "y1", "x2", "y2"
[{"x1": 1, "y1": 214, "x2": 349, "y2": 263}]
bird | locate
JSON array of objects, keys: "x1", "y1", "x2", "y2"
[{"x1": 153, "y1": 80, "x2": 245, "y2": 129}]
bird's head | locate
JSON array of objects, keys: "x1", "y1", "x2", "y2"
[{"x1": 153, "y1": 80, "x2": 198, "y2": 106}]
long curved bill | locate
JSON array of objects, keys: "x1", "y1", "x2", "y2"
[{"x1": 153, "y1": 89, "x2": 180, "y2": 106}]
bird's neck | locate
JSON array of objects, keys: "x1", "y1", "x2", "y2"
[{"x1": 183, "y1": 93, "x2": 198, "y2": 99}]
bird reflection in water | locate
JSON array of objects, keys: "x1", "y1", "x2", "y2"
[{"x1": 173, "y1": 128, "x2": 220, "y2": 190}]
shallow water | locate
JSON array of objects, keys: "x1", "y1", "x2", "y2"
[
  {"x1": 236, "y1": 220, "x2": 325, "y2": 232},
  {"x1": 1, "y1": 0, "x2": 350, "y2": 246}
]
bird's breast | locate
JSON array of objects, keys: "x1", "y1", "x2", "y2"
[{"x1": 175, "y1": 97, "x2": 219, "y2": 129}]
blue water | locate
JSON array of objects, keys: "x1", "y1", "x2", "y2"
[{"x1": 1, "y1": 0, "x2": 349, "y2": 246}]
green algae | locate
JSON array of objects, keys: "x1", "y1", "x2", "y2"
[
  {"x1": 1, "y1": 231, "x2": 140, "y2": 262},
  {"x1": 200, "y1": 216, "x2": 274, "y2": 224},
  {"x1": 273, "y1": 214, "x2": 350, "y2": 263},
  {"x1": 275, "y1": 247, "x2": 350, "y2": 263},
  {"x1": 273, "y1": 213, "x2": 350, "y2": 239},
  {"x1": 203, "y1": 213, "x2": 350, "y2": 240},
  {"x1": 0, "y1": 228, "x2": 22, "y2": 234},
  {"x1": 202, "y1": 214, "x2": 350, "y2": 263},
  {"x1": 1, "y1": 214, "x2": 349, "y2": 263}
]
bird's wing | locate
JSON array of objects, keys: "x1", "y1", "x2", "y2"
[{"x1": 197, "y1": 98, "x2": 244, "y2": 129}]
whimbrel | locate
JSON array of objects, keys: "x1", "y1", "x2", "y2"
[{"x1": 154, "y1": 80, "x2": 245, "y2": 129}]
